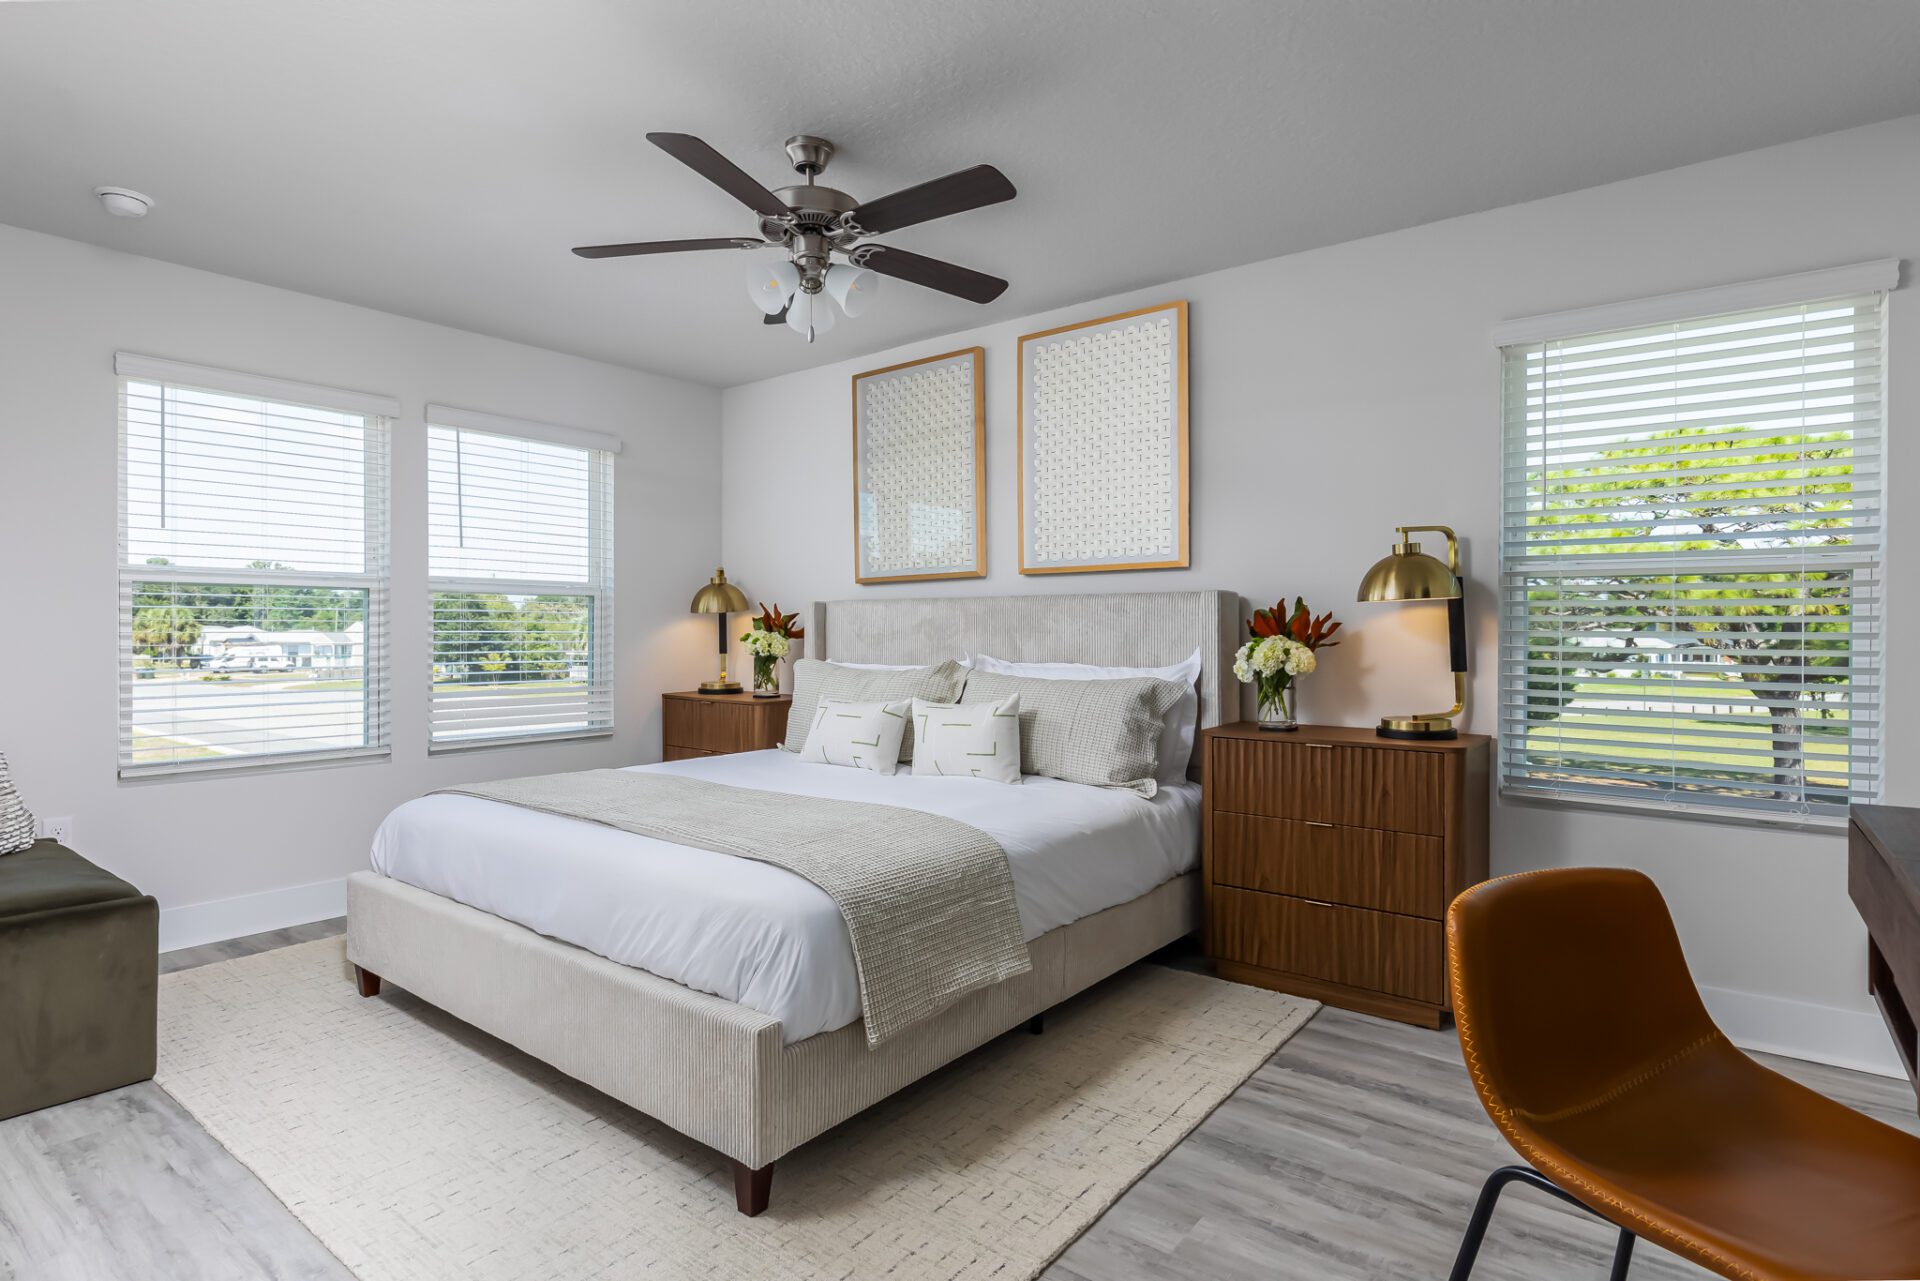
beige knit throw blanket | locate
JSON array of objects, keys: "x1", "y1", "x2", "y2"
[{"x1": 436, "y1": 770, "x2": 1031, "y2": 1047}]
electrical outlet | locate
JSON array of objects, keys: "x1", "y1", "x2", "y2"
[{"x1": 40, "y1": 816, "x2": 74, "y2": 845}]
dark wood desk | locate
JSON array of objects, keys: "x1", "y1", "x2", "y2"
[{"x1": 1849, "y1": 804, "x2": 1920, "y2": 1104}]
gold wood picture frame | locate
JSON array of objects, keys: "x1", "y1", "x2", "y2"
[
  {"x1": 1018, "y1": 300, "x2": 1190, "y2": 575},
  {"x1": 850, "y1": 346, "x2": 986, "y2": 585}
]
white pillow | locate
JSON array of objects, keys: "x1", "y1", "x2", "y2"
[
  {"x1": 798, "y1": 698, "x2": 911, "y2": 774},
  {"x1": 967, "y1": 648, "x2": 1202, "y2": 784},
  {"x1": 911, "y1": 695, "x2": 1023, "y2": 784}
]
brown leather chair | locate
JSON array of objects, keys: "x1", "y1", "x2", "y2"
[{"x1": 1446, "y1": 867, "x2": 1920, "y2": 1281}]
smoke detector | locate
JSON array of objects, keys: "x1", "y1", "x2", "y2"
[{"x1": 94, "y1": 187, "x2": 153, "y2": 218}]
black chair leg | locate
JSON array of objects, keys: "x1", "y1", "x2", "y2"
[
  {"x1": 1607, "y1": 1227, "x2": 1636, "y2": 1281},
  {"x1": 1448, "y1": 1164, "x2": 1635, "y2": 1281}
]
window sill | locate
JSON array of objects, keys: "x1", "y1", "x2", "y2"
[
  {"x1": 119, "y1": 745, "x2": 391, "y2": 783},
  {"x1": 1499, "y1": 784, "x2": 1851, "y2": 834}
]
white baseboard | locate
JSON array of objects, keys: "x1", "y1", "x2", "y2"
[
  {"x1": 158, "y1": 876, "x2": 347, "y2": 953},
  {"x1": 1700, "y1": 983, "x2": 1903, "y2": 1078}
]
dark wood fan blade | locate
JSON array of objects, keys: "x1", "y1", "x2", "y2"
[
  {"x1": 572, "y1": 237, "x2": 760, "y2": 259},
  {"x1": 850, "y1": 165, "x2": 1015, "y2": 235},
  {"x1": 856, "y1": 246, "x2": 1008, "y2": 304},
  {"x1": 763, "y1": 304, "x2": 789, "y2": 325},
  {"x1": 646, "y1": 133, "x2": 789, "y2": 218}
]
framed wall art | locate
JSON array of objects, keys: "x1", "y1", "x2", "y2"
[
  {"x1": 850, "y1": 346, "x2": 986, "y2": 584},
  {"x1": 1018, "y1": 300, "x2": 1189, "y2": 574}
]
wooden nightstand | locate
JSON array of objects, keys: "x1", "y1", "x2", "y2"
[
  {"x1": 662, "y1": 691, "x2": 790, "y2": 760},
  {"x1": 1201, "y1": 722, "x2": 1489, "y2": 1028}
]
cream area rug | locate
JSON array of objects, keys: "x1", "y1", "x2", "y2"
[{"x1": 157, "y1": 937, "x2": 1315, "y2": 1281}]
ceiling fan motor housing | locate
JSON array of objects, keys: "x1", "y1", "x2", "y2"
[{"x1": 783, "y1": 134, "x2": 834, "y2": 176}]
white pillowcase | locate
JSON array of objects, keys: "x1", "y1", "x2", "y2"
[
  {"x1": 797, "y1": 698, "x2": 911, "y2": 775},
  {"x1": 967, "y1": 648, "x2": 1202, "y2": 785},
  {"x1": 911, "y1": 695, "x2": 1023, "y2": 784}
]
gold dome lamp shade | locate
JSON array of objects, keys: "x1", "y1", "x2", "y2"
[
  {"x1": 690, "y1": 567, "x2": 750, "y2": 693},
  {"x1": 1355, "y1": 525, "x2": 1467, "y2": 740}
]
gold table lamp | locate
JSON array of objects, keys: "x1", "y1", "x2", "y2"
[
  {"x1": 1355, "y1": 525, "x2": 1465, "y2": 740},
  {"x1": 690, "y1": 567, "x2": 749, "y2": 693}
]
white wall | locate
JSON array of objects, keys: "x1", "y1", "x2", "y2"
[
  {"x1": 0, "y1": 223, "x2": 723, "y2": 947},
  {"x1": 722, "y1": 114, "x2": 1920, "y2": 1073}
]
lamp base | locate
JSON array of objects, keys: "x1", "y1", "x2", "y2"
[
  {"x1": 1377, "y1": 714, "x2": 1458, "y2": 741},
  {"x1": 699, "y1": 680, "x2": 743, "y2": 694}
]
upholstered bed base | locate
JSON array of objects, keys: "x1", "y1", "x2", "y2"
[{"x1": 345, "y1": 869, "x2": 1197, "y2": 1204}]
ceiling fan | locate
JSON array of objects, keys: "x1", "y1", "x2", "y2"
[{"x1": 573, "y1": 133, "x2": 1016, "y2": 341}]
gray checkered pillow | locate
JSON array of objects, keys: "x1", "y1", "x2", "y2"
[
  {"x1": 960, "y1": 671, "x2": 1187, "y2": 797},
  {"x1": 784, "y1": 659, "x2": 967, "y2": 762},
  {"x1": 0, "y1": 754, "x2": 37, "y2": 854}
]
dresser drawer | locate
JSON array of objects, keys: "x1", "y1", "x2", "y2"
[
  {"x1": 1208, "y1": 737, "x2": 1446, "y2": 835},
  {"x1": 663, "y1": 698, "x2": 709, "y2": 751},
  {"x1": 1211, "y1": 812, "x2": 1445, "y2": 918},
  {"x1": 1211, "y1": 886, "x2": 1444, "y2": 1004}
]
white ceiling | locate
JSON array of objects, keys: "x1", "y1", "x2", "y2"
[{"x1": 4, "y1": 0, "x2": 1920, "y2": 388}]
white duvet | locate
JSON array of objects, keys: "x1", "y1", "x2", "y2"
[{"x1": 370, "y1": 749, "x2": 1201, "y2": 1043}]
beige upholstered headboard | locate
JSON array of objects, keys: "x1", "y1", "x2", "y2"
[{"x1": 807, "y1": 590, "x2": 1240, "y2": 778}]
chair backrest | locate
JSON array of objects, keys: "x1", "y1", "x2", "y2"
[{"x1": 1447, "y1": 867, "x2": 1720, "y2": 1125}]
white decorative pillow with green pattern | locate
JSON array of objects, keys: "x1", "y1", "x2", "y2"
[
  {"x1": 911, "y1": 695, "x2": 1023, "y2": 784},
  {"x1": 797, "y1": 698, "x2": 912, "y2": 775}
]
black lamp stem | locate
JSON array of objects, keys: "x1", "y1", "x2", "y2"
[{"x1": 1448, "y1": 593, "x2": 1468, "y2": 674}]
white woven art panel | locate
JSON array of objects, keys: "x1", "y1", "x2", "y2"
[
  {"x1": 853, "y1": 349, "x2": 983, "y2": 582},
  {"x1": 1021, "y1": 303, "x2": 1187, "y2": 573}
]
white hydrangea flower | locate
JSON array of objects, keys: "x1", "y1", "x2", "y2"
[{"x1": 742, "y1": 629, "x2": 790, "y2": 659}]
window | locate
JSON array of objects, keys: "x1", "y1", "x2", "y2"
[
  {"x1": 117, "y1": 354, "x2": 392, "y2": 776},
  {"x1": 426, "y1": 405, "x2": 616, "y2": 748},
  {"x1": 1499, "y1": 277, "x2": 1886, "y2": 824}
]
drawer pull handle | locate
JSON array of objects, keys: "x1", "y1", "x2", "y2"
[
  {"x1": 1301, "y1": 897, "x2": 1334, "y2": 908},
  {"x1": 1306, "y1": 743, "x2": 1335, "y2": 750},
  {"x1": 1304, "y1": 820, "x2": 1335, "y2": 829}
]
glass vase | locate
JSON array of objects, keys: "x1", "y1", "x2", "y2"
[
  {"x1": 1257, "y1": 682, "x2": 1297, "y2": 732},
  {"x1": 752, "y1": 654, "x2": 779, "y2": 697}
]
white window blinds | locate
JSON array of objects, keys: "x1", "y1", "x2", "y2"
[
  {"x1": 427, "y1": 415, "x2": 615, "y2": 747},
  {"x1": 1499, "y1": 292, "x2": 1884, "y2": 823},
  {"x1": 116, "y1": 355, "x2": 393, "y2": 776}
]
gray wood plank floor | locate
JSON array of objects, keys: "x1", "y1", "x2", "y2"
[{"x1": 1, "y1": 920, "x2": 1912, "y2": 1281}]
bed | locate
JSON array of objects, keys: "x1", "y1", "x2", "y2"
[{"x1": 345, "y1": 589, "x2": 1237, "y2": 1214}]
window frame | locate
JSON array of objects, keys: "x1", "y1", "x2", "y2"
[
  {"x1": 424, "y1": 407, "x2": 618, "y2": 752},
  {"x1": 1494, "y1": 267, "x2": 1892, "y2": 828},
  {"x1": 115, "y1": 354, "x2": 393, "y2": 779}
]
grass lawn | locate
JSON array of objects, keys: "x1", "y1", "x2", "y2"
[{"x1": 1523, "y1": 679, "x2": 1853, "y2": 790}]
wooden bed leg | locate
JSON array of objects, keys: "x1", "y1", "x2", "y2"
[
  {"x1": 731, "y1": 1159, "x2": 775, "y2": 1216},
  {"x1": 1027, "y1": 1012, "x2": 1045, "y2": 1035},
  {"x1": 353, "y1": 965, "x2": 382, "y2": 998}
]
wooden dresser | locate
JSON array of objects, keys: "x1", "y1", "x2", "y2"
[
  {"x1": 662, "y1": 691, "x2": 790, "y2": 760},
  {"x1": 1201, "y1": 722, "x2": 1489, "y2": 1027}
]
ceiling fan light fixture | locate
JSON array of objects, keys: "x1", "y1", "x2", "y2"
[
  {"x1": 825, "y1": 264, "x2": 880, "y2": 317},
  {"x1": 785, "y1": 290, "x2": 835, "y2": 341},
  {"x1": 745, "y1": 258, "x2": 801, "y2": 315}
]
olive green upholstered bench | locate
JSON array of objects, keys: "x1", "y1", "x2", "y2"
[{"x1": 0, "y1": 840, "x2": 158, "y2": 1119}]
